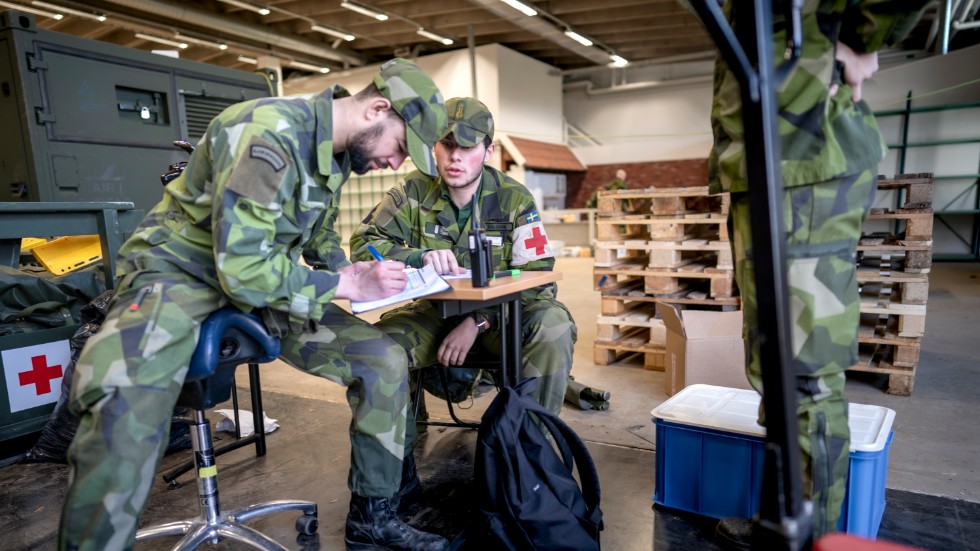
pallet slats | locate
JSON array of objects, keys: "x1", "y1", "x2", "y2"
[{"x1": 593, "y1": 187, "x2": 737, "y2": 368}]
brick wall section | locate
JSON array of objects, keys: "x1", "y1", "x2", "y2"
[{"x1": 567, "y1": 158, "x2": 709, "y2": 208}]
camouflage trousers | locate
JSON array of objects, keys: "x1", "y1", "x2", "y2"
[
  {"x1": 376, "y1": 297, "x2": 576, "y2": 450},
  {"x1": 58, "y1": 271, "x2": 408, "y2": 551},
  {"x1": 730, "y1": 169, "x2": 876, "y2": 537}
]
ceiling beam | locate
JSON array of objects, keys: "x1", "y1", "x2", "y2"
[
  {"x1": 464, "y1": 0, "x2": 612, "y2": 66},
  {"x1": 99, "y1": 0, "x2": 366, "y2": 66}
]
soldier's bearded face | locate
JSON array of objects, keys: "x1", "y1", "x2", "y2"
[
  {"x1": 349, "y1": 117, "x2": 408, "y2": 174},
  {"x1": 435, "y1": 135, "x2": 490, "y2": 189}
]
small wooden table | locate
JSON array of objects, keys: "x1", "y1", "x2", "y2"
[{"x1": 427, "y1": 270, "x2": 562, "y2": 388}]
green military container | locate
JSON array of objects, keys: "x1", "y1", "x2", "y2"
[
  {"x1": 0, "y1": 9, "x2": 275, "y2": 212},
  {"x1": 0, "y1": 324, "x2": 75, "y2": 441},
  {"x1": 0, "y1": 9, "x2": 272, "y2": 444}
]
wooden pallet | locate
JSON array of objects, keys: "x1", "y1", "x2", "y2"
[
  {"x1": 597, "y1": 278, "x2": 740, "y2": 314},
  {"x1": 595, "y1": 187, "x2": 729, "y2": 217},
  {"x1": 851, "y1": 343, "x2": 916, "y2": 396},
  {"x1": 595, "y1": 213, "x2": 727, "y2": 241},
  {"x1": 875, "y1": 173, "x2": 934, "y2": 210},
  {"x1": 596, "y1": 313, "x2": 667, "y2": 346},
  {"x1": 594, "y1": 262, "x2": 736, "y2": 298},
  {"x1": 593, "y1": 339, "x2": 666, "y2": 370},
  {"x1": 859, "y1": 280, "x2": 928, "y2": 338}
]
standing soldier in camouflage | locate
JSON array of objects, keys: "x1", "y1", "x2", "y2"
[
  {"x1": 59, "y1": 58, "x2": 451, "y2": 551},
  {"x1": 350, "y1": 97, "x2": 576, "y2": 504},
  {"x1": 708, "y1": 2, "x2": 929, "y2": 546}
]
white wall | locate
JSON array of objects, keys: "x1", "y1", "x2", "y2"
[
  {"x1": 564, "y1": 77, "x2": 715, "y2": 165},
  {"x1": 281, "y1": 44, "x2": 562, "y2": 145},
  {"x1": 564, "y1": 44, "x2": 980, "y2": 171},
  {"x1": 495, "y1": 47, "x2": 565, "y2": 145}
]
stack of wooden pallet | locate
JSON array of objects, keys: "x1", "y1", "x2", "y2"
[
  {"x1": 591, "y1": 187, "x2": 738, "y2": 369},
  {"x1": 851, "y1": 173, "x2": 934, "y2": 396}
]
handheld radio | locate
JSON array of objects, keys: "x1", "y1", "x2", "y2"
[{"x1": 468, "y1": 193, "x2": 492, "y2": 287}]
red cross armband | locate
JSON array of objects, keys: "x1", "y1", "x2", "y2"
[{"x1": 511, "y1": 220, "x2": 554, "y2": 266}]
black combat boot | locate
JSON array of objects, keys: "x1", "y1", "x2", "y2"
[
  {"x1": 345, "y1": 494, "x2": 448, "y2": 551},
  {"x1": 715, "y1": 517, "x2": 756, "y2": 550},
  {"x1": 389, "y1": 453, "x2": 422, "y2": 512}
]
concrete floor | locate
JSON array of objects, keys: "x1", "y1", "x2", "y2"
[
  {"x1": 0, "y1": 257, "x2": 977, "y2": 550},
  {"x1": 255, "y1": 257, "x2": 980, "y2": 504}
]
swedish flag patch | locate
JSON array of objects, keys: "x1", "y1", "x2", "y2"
[{"x1": 526, "y1": 211, "x2": 540, "y2": 223}]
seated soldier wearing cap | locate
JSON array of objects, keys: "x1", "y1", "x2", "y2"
[
  {"x1": 350, "y1": 97, "x2": 577, "y2": 507},
  {"x1": 59, "y1": 59, "x2": 450, "y2": 551}
]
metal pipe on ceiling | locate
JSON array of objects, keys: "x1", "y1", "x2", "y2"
[
  {"x1": 563, "y1": 74, "x2": 713, "y2": 96},
  {"x1": 101, "y1": 0, "x2": 365, "y2": 67}
]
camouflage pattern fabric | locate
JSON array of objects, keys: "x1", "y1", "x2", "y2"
[
  {"x1": 349, "y1": 166, "x2": 577, "y2": 440},
  {"x1": 60, "y1": 273, "x2": 409, "y2": 550},
  {"x1": 729, "y1": 170, "x2": 876, "y2": 535},
  {"x1": 444, "y1": 97, "x2": 494, "y2": 147},
  {"x1": 59, "y1": 58, "x2": 447, "y2": 551},
  {"x1": 709, "y1": 1, "x2": 927, "y2": 537},
  {"x1": 709, "y1": 0, "x2": 930, "y2": 194},
  {"x1": 374, "y1": 58, "x2": 448, "y2": 177}
]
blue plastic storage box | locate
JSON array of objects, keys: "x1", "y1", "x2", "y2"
[{"x1": 651, "y1": 384, "x2": 895, "y2": 539}]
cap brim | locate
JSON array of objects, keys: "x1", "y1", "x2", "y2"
[
  {"x1": 442, "y1": 125, "x2": 488, "y2": 148},
  {"x1": 407, "y1": 126, "x2": 437, "y2": 177}
]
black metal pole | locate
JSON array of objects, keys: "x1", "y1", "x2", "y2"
[{"x1": 689, "y1": 1, "x2": 810, "y2": 549}]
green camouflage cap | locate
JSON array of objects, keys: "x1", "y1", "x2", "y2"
[
  {"x1": 373, "y1": 58, "x2": 447, "y2": 177},
  {"x1": 443, "y1": 97, "x2": 494, "y2": 147}
]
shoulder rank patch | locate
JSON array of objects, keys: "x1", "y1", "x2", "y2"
[
  {"x1": 511, "y1": 220, "x2": 553, "y2": 266},
  {"x1": 226, "y1": 135, "x2": 291, "y2": 204},
  {"x1": 250, "y1": 144, "x2": 286, "y2": 172}
]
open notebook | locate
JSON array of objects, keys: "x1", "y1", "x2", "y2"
[{"x1": 350, "y1": 264, "x2": 450, "y2": 314}]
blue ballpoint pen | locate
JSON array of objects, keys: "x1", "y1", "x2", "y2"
[{"x1": 366, "y1": 244, "x2": 385, "y2": 262}]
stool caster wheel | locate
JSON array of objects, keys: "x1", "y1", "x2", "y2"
[{"x1": 296, "y1": 513, "x2": 318, "y2": 535}]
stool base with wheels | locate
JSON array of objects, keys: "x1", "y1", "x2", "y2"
[{"x1": 135, "y1": 308, "x2": 318, "y2": 550}]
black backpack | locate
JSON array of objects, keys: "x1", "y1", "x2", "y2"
[{"x1": 464, "y1": 378, "x2": 603, "y2": 551}]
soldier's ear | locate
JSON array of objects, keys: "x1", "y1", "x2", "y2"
[
  {"x1": 483, "y1": 142, "x2": 495, "y2": 163},
  {"x1": 365, "y1": 97, "x2": 393, "y2": 122}
]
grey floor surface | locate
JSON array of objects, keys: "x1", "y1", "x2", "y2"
[{"x1": 0, "y1": 258, "x2": 976, "y2": 550}]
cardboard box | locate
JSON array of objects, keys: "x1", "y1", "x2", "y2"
[
  {"x1": 651, "y1": 384, "x2": 896, "y2": 538},
  {"x1": 657, "y1": 303, "x2": 749, "y2": 395}
]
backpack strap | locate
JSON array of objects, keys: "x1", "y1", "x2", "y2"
[{"x1": 510, "y1": 382, "x2": 604, "y2": 533}]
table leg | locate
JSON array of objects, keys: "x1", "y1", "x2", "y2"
[{"x1": 507, "y1": 298, "x2": 522, "y2": 388}]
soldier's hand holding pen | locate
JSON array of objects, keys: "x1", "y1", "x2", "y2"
[{"x1": 335, "y1": 260, "x2": 407, "y2": 301}]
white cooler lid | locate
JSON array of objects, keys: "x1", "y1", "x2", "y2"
[{"x1": 651, "y1": 384, "x2": 896, "y2": 453}]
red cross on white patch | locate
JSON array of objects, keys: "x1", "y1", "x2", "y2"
[
  {"x1": 511, "y1": 221, "x2": 554, "y2": 266},
  {"x1": 2, "y1": 339, "x2": 70, "y2": 413}
]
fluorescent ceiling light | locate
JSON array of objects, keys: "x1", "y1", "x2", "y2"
[
  {"x1": 311, "y1": 24, "x2": 355, "y2": 41},
  {"x1": 340, "y1": 1, "x2": 388, "y2": 21},
  {"x1": 289, "y1": 60, "x2": 330, "y2": 74},
  {"x1": 609, "y1": 54, "x2": 629, "y2": 67},
  {"x1": 500, "y1": 0, "x2": 536, "y2": 17},
  {"x1": 216, "y1": 0, "x2": 270, "y2": 16},
  {"x1": 175, "y1": 33, "x2": 228, "y2": 50},
  {"x1": 135, "y1": 33, "x2": 188, "y2": 49},
  {"x1": 417, "y1": 28, "x2": 453, "y2": 46},
  {"x1": 0, "y1": 0, "x2": 63, "y2": 19},
  {"x1": 31, "y1": 1, "x2": 104, "y2": 21},
  {"x1": 238, "y1": 55, "x2": 258, "y2": 64},
  {"x1": 564, "y1": 29, "x2": 593, "y2": 47}
]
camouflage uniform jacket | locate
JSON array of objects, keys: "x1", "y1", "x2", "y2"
[
  {"x1": 116, "y1": 86, "x2": 353, "y2": 326},
  {"x1": 709, "y1": 0, "x2": 928, "y2": 193},
  {"x1": 351, "y1": 166, "x2": 559, "y2": 320}
]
